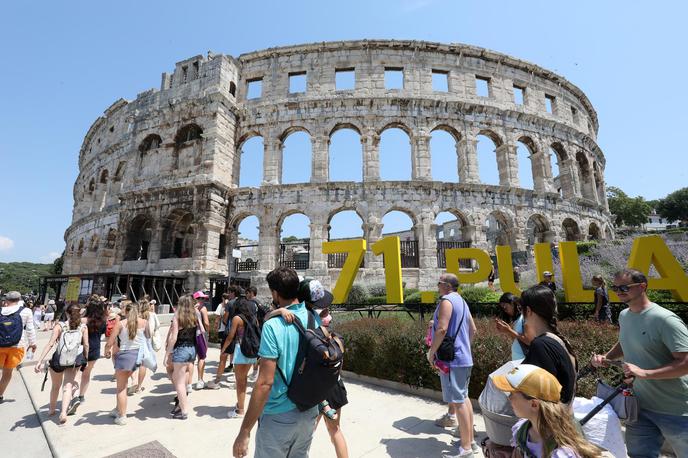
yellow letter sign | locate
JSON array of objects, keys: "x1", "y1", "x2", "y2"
[
  {"x1": 322, "y1": 239, "x2": 367, "y2": 304},
  {"x1": 628, "y1": 235, "x2": 688, "y2": 301},
  {"x1": 445, "y1": 248, "x2": 493, "y2": 286},
  {"x1": 372, "y1": 236, "x2": 404, "y2": 303}
]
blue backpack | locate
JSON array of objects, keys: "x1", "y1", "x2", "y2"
[{"x1": 0, "y1": 307, "x2": 24, "y2": 347}]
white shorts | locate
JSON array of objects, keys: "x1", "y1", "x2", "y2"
[{"x1": 44, "y1": 313, "x2": 55, "y2": 321}]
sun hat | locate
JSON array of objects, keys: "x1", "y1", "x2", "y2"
[
  {"x1": 6, "y1": 291, "x2": 21, "y2": 300},
  {"x1": 48, "y1": 299, "x2": 56, "y2": 305},
  {"x1": 192, "y1": 291, "x2": 209, "y2": 300},
  {"x1": 490, "y1": 364, "x2": 562, "y2": 402},
  {"x1": 543, "y1": 271, "x2": 553, "y2": 277}
]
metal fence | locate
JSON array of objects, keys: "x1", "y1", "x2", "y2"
[
  {"x1": 400, "y1": 240, "x2": 419, "y2": 268},
  {"x1": 279, "y1": 242, "x2": 310, "y2": 270},
  {"x1": 436, "y1": 240, "x2": 471, "y2": 269}
]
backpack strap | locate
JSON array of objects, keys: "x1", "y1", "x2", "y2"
[
  {"x1": 515, "y1": 420, "x2": 538, "y2": 458},
  {"x1": 276, "y1": 309, "x2": 315, "y2": 388}
]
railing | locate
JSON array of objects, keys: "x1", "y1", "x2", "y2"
[
  {"x1": 328, "y1": 252, "x2": 365, "y2": 269},
  {"x1": 233, "y1": 244, "x2": 259, "y2": 272},
  {"x1": 436, "y1": 240, "x2": 471, "y2": 269},
  {"x1": 400, "y1": 240, "x2": 419, "y2": 268},
  {"x1": 279, "y1": 242, "x2": 310, "y2": 270}
]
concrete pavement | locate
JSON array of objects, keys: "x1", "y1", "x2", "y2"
[{"x1": 4, "y1": 326, "x2": 487, "y2": 458}]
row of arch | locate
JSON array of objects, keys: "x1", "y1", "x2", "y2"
[{"x1": 236, "y1": 122, "x2": 606, "y2": 204}]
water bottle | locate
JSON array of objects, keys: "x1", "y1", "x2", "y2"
[{"x1": 26, "y1": 349, "x2": 34, "y2": 360}]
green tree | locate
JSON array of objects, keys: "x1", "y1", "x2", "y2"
[
  {"x1": 52, "y1": 251, "x2": 64, "y2": 275},
  {"x1": 281, "y1": 235, "x2": 299, "y2": 243},
  {"x1": 657, "y1": 187, "x2": 688, "y2": 223},
  {"x1": 607, "y1": 186, "x2": 652, "y2": 227}
]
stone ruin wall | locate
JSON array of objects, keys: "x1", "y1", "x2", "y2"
[{"x1": 62, "y1": 40, "x2": 614, "y2": 295}]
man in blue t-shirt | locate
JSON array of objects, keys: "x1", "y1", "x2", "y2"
[{"x1": 233, "y1": 267, "x2": 319, "y2": 458}]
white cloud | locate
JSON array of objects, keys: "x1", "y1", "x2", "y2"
[
  {"x1": 40, "y1": 251, "x2": 62, "y2": 263},
  {"x1": 0, "y1": 236, "x2": 14, "y2": 251}
]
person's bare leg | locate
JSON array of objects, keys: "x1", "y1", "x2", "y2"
[
  {"x1": 59, "y1": 368, "x2": 78, "y2": 423},
  {"x1": 48, "y1": 370, "x2": 63, "y2": 415},
  {"x1": 173, "y1": 363, "x2": 191, "y2": 414},
  {"x1": 213, "y1": 353, "x2": 228, "y2": 382},
  {"x1": 136, "y1": 366, "x2": 147, "y2": 391},
  {"x1": 197, "y1": 358, "x2": 205, "y2": 383},
  {"x1": 454, "y1": 400, "x2": 474, "y2": 450},
  {"x1": 0, "y1": 367, "x2": 14, "y2": 398},
  {"x1": 115, "y1": 371, "x2": 131, "y2": 417},
  {"x1": 323, "y1": 410, "x2": 349, "y2": 458},
  {"x1": 79, "y1": 361, "x2": 96, "y2": 398},
  {"x1": 234, "y1": 364, "x2": 250, "y2": 413}
]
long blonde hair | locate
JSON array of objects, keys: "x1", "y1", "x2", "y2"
[
  {"x1": 176, "y1": 295, "x2": 197, "y2": 329},
  {"x1": 124, "y1": 302, "x2": 140, "y2": 340},
  {"x1": 536, "y1": 400, "x2": 602, "y2": 457},
  {"x1": 138, "y1": 299, "x2": 151, "y2": 320}
]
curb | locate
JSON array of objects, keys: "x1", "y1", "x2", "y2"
[{"x1": 18, "y1": 364, "x2": 59, "y2": 458}]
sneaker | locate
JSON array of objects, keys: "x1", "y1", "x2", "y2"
[
  {"x1": 450, "y1": 440, "x2": 480, "y2": 454},
  {"x1": 435, "y1": 413, "x2": 457, "y2": 428},
  {"x1": 114, "y1": 415, "x2": 127, "y2": 426},
  {"x1": 186, "y1": 384, "x2": 193, "y2": 394},
  {"x1": 127, "y1": 385, "x2": 137, "y2": 396},
  {"x1": 206, "y1": 381, "x2": 221, "y2": 390},
  {"x1": 195, "y1": 380, "x2": 206, "y2": 390},
  {"x1": 441, "y1": 446, "x2": 474, "y2": 458},
  {"x1": 172, "y1": 410, "x2": 188, "y2": 420},
  {"x1": 109, "y1": 409, "x2": 119, "y2": 419},
  {"x1": 224, "y1": 364, "x2": 234, "y2": 373},
  {"x1": 248, "y1": 371, "x2": 258, "y2": 382},
  {"x1": 78, "y1": 395, "x2": 85, "y2": 403},
  {"x1": 66, "y1": 397, "x2": 81, "y2": 416},
  {"x1": 227, "y1": 408, "x2": 244, "y2": 419}
]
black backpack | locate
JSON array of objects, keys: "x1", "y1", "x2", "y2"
[
  {"x1": 277, "y1": 310, "x2": 345, "y2": 411},
  {"x1": 0, "y1": 306, "x2": 25, "y2": 348},
  {"x1": 238, "y1": 314, "x2": 261, "y2": 358}
]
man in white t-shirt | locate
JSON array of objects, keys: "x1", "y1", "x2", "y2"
[{"x1": 0, "y1": 291, "x2": 37, "y2": 403}]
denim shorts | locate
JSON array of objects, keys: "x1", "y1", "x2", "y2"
[
  {"x1": 625, "y1": 408, "x2": 688, "y2": 457},
  {"x1": 255, "y1": 407, "x2": 319, "y2": 458},
  {"x1": 440, "y1": 365, "x2": 472, "y2": 404},
  {"x1": 172, "y1": 345, "x2": 196, "y2": 363}
]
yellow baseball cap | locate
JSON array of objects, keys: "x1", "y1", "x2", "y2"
[{"x1": 490, "y1": 364, "x2": 562, "y2": 402}]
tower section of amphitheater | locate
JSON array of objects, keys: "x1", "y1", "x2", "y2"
[{"x1": 63, "y1": 40, "x2": 613, "y2": 294}]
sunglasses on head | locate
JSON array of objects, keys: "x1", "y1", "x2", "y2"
[{"x1": 609, "y1": 283, "x2": 642, "y2": 293}]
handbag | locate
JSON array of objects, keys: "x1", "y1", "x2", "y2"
[
  {"x1": 150, "y1": 314, "x2": 162, "y2": 351},
  {"x1": 595, "y1": 380, "x2": 638, "y2": 423},
  {"x1": 195, "y1": 311, "x2": 208, "y2": 360},
  {"x1": 436, "y1": 296, "x2": 467, "y2": 362},
  {"x1": 137, "y1": 338, "x2": 158, "y2": 372}
]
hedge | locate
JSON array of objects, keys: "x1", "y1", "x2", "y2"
[{"x1": 335, "y1": 316, "x2": 620, "y2": 399}]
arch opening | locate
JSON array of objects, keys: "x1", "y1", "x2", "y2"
[
  {"x1": 382, "y1": 210, "x2": 418, "y2": 267},
  {"x1": 281, "y1": 131, "x2": 312, "y2": 184},
  {"x1": 516, "y1": 137, "x2": 536, "y2": 190},
  {"x1": 279, "y1": 213, "x2": 311, "y2": 270},
  {"x1": 238, "y1": 136, "x2": 264, "y2": 187},
  {"x1": 477, "y1": 133, "x2": 500, "y2": 185},
  {"x1": 124, "y1": 215, "x2": 153, "y2": 261},
  {"x1": 435, "y1": 211, "x2": 470, "y2": 268},
  {"x1": 234, "y1": 215, "x2": 260, "y2": 271},
  {"x1": 329, "y1": 128, "x2": 362, "y2": 182},
  {"x1": 328, "y1": 210, "x2": 364, "y2": 268},
  {"x1": 562, "y1": 218, "x2": 581, "y2": 241},
  {"x1": 379, "y1": 128, "x2": 412, "y2": 181},
  {"x1": 430, "y1": 130, "x2": 458, "y2": 182},
  {"x1": 161, "y1": 210, "x2": 194, "y2": 259}
]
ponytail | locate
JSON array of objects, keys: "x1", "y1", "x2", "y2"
[
  {"x1": 125, "y1": 303, "x2": 139, "y2": 340},
  {"x1": 548, "y1": 316, "x2": 578, "y2": 370},
  {"x1": 67, "y1": 305, "x2": 81, "y2": 330}
]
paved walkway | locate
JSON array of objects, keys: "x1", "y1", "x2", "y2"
[{"x1": 4, "y1": 327, "x2": 488, "y2": 458}]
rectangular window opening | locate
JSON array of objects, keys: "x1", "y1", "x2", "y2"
[
  {"x1": 385, "y1": 67, "x2": 404, "y2": 90},
  {"x1": 513, "y1": 85, "x2": 525, "y2": 105},
  {"x1": 218, "y1": 234, "x2": 227, "y2": 259},
  {"x1": 570, "y1": 106, "x2": 578, "y2": 123},
  {"x1": 545, "y1": 94, "x2": 556, "y2": 114},
  {"x1": 335, "y1": 68, "x2": 355, "y2": 90},
  {"x1": 246, "y1": 78, "x2": 263, "y2": 100},
  {"x1": 475, "y1": 76, "x2": 490, "y2": 97},
  {"x1": 289, "y1": 71, "x2": 307, "y2": 94},
  {"x1": 432, "y1": 70, "x2": 449, "y2": 92},
  {"x1": 182, "y1": 66, "x2": 188, "y2": 83}
]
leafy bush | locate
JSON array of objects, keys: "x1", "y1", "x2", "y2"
[
  {"x1": 576, "y1": 241, "x2": 598, "y2": 256},
  {"x1": 338, "y1": 316, "x2": 620, "y2": 399},
  {"x1": 347, "y1": 284, "x2": 368, "y2": 304},
  {"x1": 208, "y1": 315, "x2": 221, "y2": 344},
  {"x1": 460, "y1": 286, "x2": 502, "y2": 304},
  {"x1": 404, "y1": 291, "x2": 423, "y2": 304},
  {"x1": 367, "y1": 284, "x2": 387, "y2": 297},
  {"x1": 364, "y1": 296, "x2": 388, "y2": 305},
  {"x1": 647, "y1": 289, "x2": 675, "y2": 302}
]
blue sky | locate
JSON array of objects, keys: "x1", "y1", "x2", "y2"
[{"x1": 1, "y1": 0, "x2": 687, "y2": 262}]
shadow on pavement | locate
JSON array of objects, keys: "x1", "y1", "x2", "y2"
[
  {"x1": 193, "y1": 404, "x2": 231, "y2": 419},
  {"x1": 11, "y1": 413, "x2": 42, "y2": 431},
  {"x1": 381, "y1": 436, "x2": 454, "y2": 458},
  {"x1": 393, "y1": 416, "x2": 445, "y2": 435},
  {"x1": 132, "y1": 394, "x2": 175, "y2": 420},
  {"x1": 73, "y1": 410, "x2": 119, "y2": 426},
  {"x1": 92, "y1": 373, "x2": 115, "y2": 382}
]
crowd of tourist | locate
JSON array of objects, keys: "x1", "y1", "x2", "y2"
[{"x1": 1, "y1": 264, "x2": 687, "y2": 457}]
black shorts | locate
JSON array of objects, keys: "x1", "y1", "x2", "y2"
[
  {"x1": 326, "y1": 378, "x2": 349, "y2": 411},
  {"x1": 223, "y1": 334, "x2": 236, "y2": 355},
  {"x1": 49, "y1": 352, "x2": 86, "y2": 373}
]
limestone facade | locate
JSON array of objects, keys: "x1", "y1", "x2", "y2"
[{"x1": 63, "y1": 40, "x2": 613, "y2": 294}]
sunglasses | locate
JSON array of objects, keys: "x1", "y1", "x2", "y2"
[
  {"x1": 505, "y1": 391, "x2": 535, "y2": 400},
  {"x1": 609, "y1": 283, "x2": 642, "y2": 293}
]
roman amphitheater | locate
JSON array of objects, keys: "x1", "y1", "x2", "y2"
[{"x1": 60, "y1": 40, "x2": 613, "y2": 302}]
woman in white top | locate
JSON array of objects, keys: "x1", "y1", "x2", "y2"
[
  {"x1": 104, "y1": 302, "x2": 149, "y2": 425},
  {"x1": 130, "y1": 299, "x2": 159, "y2": 394},
  {"x1": 34, "y1": 304, "x2": 88, "y2": 425}
]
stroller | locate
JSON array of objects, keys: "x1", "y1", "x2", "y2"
[{"x1": 479, "y1": 360, "x2": 636, "y2": 457}]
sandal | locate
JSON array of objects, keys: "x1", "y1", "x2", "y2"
[
  {"x1": 172, "y1": 410, "x2": 188, "y2": 420},
  {"x1": 227, "y1": 405, "x2": 244, "y2": 418}
]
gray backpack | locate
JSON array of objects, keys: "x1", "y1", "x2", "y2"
[{"x1": 57, "y1": 323, "x2": 82, "y2": 366}]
